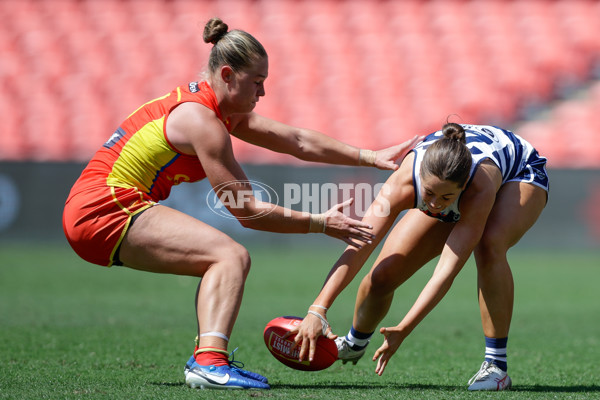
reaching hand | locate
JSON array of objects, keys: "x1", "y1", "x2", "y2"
[
  {"x1": 289, "y1": 311, "x2": 337, "y2": 363},
  {"x1": 321, "y1": 198, "x2": 374, "y2": 248},
  {"x1": 373, "y1": 135, "x2": 424, "y2": 171},
  {"x1": 372, "y1": 326, "x2": 407, "y2": 376}
]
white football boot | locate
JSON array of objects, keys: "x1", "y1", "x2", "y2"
[
  {"x1": 467, "y1": 361, "x2": 512, "y2": 391},
  {"x1": 335, "y1": 337, "x2": 367, "y2": 365}
]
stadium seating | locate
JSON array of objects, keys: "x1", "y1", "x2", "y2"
[{"x1": 1, "y1": 0, "x2": 599, "y2": 167}]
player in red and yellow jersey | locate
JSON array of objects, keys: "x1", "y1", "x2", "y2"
[
  {"x1": 63, "y1": 17, "x2": 420, "y2": 390},
  {"x1": 64, "y1": 82, "x2": 216, "y2": 266}
]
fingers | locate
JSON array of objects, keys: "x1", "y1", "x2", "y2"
[
  {"x1": 372, "y1": 327, "x2": 393, "y2": 376},
  {"x1": 308, "y1": 337, "x2": 317, "y2": 362},
  {"x1": 373, "y1": 346, "x2": 383, "y2": 362},
  {"x1": 348, "y1": 218, "x2": 373, "y2": 230},
  {"x1": 284, "y1": 326, "x2": 299, "y2": 341},
  {"x1": 305, "y1": 325, "x2": 336, "y2": 361},
  {"x1": 296, "y1": 313, "x2": 331, "y2": 362},
  {"x1": 297, "y1": 336, "x2": 308, "y2": 361},
  {"x1": 338, "y1": 226, "x2": 375, "y2": 247},
  {"x1": 408, "y1": 134, "x2": 424, "y2": 147},
  {"x1": 323, "y1": 206, "x2": 374, "y2": 247},
  {"x1": 375, "y1": 356, "x2": 388, "y2": 376},
  {"x1": 323, "y1": 199, "x2": 380, "y2": 247},
  {"x1": 327, "y1": 200, "x2": 373, "y2": 230},
  {"x1": 340, "y1": 216, "x2": 373, "y2": 235},
  {"x1": 297, "y1": 332, "x2": 321, "y2": 362},
  {"x1": 333, "y1": 197, "x2": 354, "y2": 210},
  {"x1": 326, "y1": 329, "x2": 338, "y2": 340},
  {"x1": 339, "y1": 235, "x2": 369, "y2": 249},
  {"x1": 373, "y1": 343, "x2": 389, "y2": 376},
  {"x1": 375, "y1": 134, "x2": 425, "y2": 171},
  {"x1": 346, "y1": 227, "x2": 374, "y2": 243},
  {"x1": 346, "y1": 226, "x2": 374, "y2": 244},
  {"x1": 372, "y1": 328, "x2": 387, "y2": 363},
  {"x1": 399, "y1": 135, "x2": 423, "y2": 150},
  {"x1": 294, "y1": 328, "x2": 310, "y2": 362},
  {"x1": 289, "y1": 329, "x2": 300, "y2": 352}
]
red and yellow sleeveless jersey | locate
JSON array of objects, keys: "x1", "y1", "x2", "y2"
[{"x1": 70, "y1": 81, "x2": 231, "y2": 202}]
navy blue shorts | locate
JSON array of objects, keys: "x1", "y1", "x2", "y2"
[{"x1": 506, "y1": 149, "x2": 549, "y2": 193}]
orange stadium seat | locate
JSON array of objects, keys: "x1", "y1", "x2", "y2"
[
  {"x1": 517, "y1": 80, "x2": 600, "y2": 168},
  {"x1": 1, "y1": 0, "x2": 599, "y2": 167},
  {"x1": 0, "y1": 95, "x2": 28, "y2": 160}
]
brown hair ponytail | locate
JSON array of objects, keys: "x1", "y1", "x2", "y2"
[
  {"x1": 421, "y1": 123, "x2": 472, "y2": 187},
  {"x1": 442, "y1": 122, "x2": 467, "y2": 143},
  {"x1": 203, "y1": 17, "x2": 229, "y2": 45},
  {"x1": 203, "y1": 17, "x2": 267, "y2": 74}
]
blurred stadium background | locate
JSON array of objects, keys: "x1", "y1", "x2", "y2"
[{"x1": 0, "y1": 0, "x2": 599, "y2": 250}]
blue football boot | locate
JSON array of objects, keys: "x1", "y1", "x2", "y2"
[
  {"x1": 185, "y1": 363, "x2": 270, "y2": 390},
  {"x1": 184, "y1": 347, "x2": 269, "y2": 387}
]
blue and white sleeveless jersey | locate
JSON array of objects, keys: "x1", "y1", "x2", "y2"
[{"x1": 412, "y1": 124, "x2": 549, "y2": 222}]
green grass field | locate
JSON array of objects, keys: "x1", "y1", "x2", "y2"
[{"x1": 1, "y1": 241, "x2": 599, "y2": 399}]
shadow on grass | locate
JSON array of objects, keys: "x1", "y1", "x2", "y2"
[
  {"x1": 151, "y1": 382, "x2": 600, "y2": 393},
  {"x1": 269, "y1": 383, "x2": 600, "y2": 393},
  {"x1": 274, "y1": 383, "x2": 460, "y2": 390},
  {"x1": 150, "y1": 382, "x2": 185, "y2": 387},
  {"x1": 513, "y1": 384, "x2": 600, "y2": 393},
  {"x1": 149, "y1": 382, "x2": 458, "y2": 390}
]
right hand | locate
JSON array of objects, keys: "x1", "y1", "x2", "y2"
[
  {"x1": 321, "y1": 198, "x2": 374, "y2": 247},
  {"x1": 288, "y1": 310, "x2": 337, "y2": 363}
]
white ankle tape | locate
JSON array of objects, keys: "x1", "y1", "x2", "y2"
[{"x1": 200, "y1": 332, "x2": 230, "y2": 342}]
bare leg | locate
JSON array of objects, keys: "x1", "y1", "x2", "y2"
[
  {"x1": 474, "y1": 182, "x2": 547, "y2": 338},
  {"x1": 118, "y1": 205, "x2": 251, "y2": 350},
  {"x1": 353, "y1": 209, "x2": 454, "y2": 333}
]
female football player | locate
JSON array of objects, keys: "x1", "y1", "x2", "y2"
[
  {"x1": 62, "y1": 17, "x2": 421, "y2": 390},
  {"x1": 293, "y1": 122, "x2": 548, "y2": 391}
]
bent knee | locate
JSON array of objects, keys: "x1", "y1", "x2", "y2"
[
  {"x1": 366, "y1": 266, "x2": 400, "y2": 295},
  {"x1": 478, "y1": 231, "x2": 508, "y2": 256},
  {"x1": 475, "y1": 231, "x2": 510, "y2": 269},
  {"x1": 234, "y1": 243, "x2": 251, "y2": 274},
  {"x1": 213, "y1": 241, "x2": 251, "y2": 275}
]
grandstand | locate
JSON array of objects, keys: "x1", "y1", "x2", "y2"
[{"x1": 1, "y1": 0, "x2": 599, "y2": 167}]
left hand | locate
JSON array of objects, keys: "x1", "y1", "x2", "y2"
[
  {"x1": 374, "y1": 135, "x2": 424, "y2": 170},
  {"x1": 372, "y1": 326, "x2": 407, "y2": 376},
  {"x1": 321, "y1": 198, "x2": 374, "y2": 248}
]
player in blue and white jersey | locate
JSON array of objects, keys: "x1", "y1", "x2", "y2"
[
  {"x1": 412, "y1": 123, "x2": 548, "y2": 223},
  {"x1": 293, "y1": 123, "x2": 549, "y2": 391}
]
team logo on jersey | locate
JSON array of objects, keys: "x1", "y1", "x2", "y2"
[
  {"x1": 103, "y1": 127, "x2": 126, "y2": 149},
  {"x1": 169, "y1": 174, "x2": 191, "y2": 185},
  {"x1": 189, "y1": 82, "x2": 199, "y2": 93},
  {"x1": 479, "y1": 127, "x2": 500, "y2": 142}
]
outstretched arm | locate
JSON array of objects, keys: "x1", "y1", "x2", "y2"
[
  {"x1": 231, "y1": 112, "x2": 423, "y2": 170},
  {"x1": 167, "y1": 103, "x2": 374, "y2": 246},
  {"x1": 288, "y1": 159, "x2": 417, "y2": 362},
  {"x1": 372, "y1": 162, "x2": 503, "y2": 375}
]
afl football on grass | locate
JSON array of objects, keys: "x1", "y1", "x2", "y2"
[{"x1": 263, "y1": 316, "x2": 338, "y2": 371}]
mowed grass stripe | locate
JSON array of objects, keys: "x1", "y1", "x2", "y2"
[{"x1": 1, "y1": 243, "x2": 598, "y2": 399}]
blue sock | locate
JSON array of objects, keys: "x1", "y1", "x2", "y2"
[
  {"x1": 484, "y1": 337, "x2": 508, "y2": 371},
  {"x1": 346, "y1": 326, "x2": 373, "y2": 350}
]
